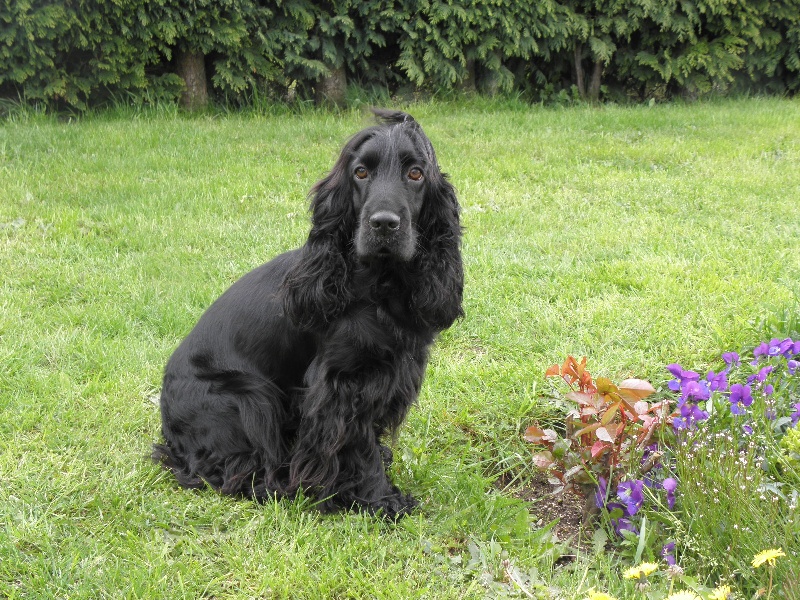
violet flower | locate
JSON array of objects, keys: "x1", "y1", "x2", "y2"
[
  {"x1": 791, "y1": 403, "x2": 800, "y2": 427},
  {"x1": 673, "y1": 397, "x2": 709, "y2": 429},
  {"x1": 667, "y1": 364, "x2": 700, "y2": 392},
  {"x1": 682, "y1": 379, "x2": 710, "y2": 401},
  {"x1": 753, "y1": 342, "x2": 770, "y2": 364},
  {"x1": 617, "y1": 480, "x2": 645, "y2": 516},
  {"x1": 707, "y1": 370, "x2": 728, "y2": 392},
  {"x1": 663, "y1": 477, "x2": 678, "y2": 510},
  {"x1": 595, "y1": 477, "x2": 608, "y2": 509},
  {"x1": 613, "y1": 517, "x2": 638, "y2": 536},
  {"x1": 747, "y1": 365, "x2": 774, "y2": 385},
  {"x1": 661, "y1": 541, "x2": 676, "y2": 566},
  {"x1": 722, "y1": 352, "x2": 740, "y2": 371},
  {"x1": 729, "y1": 383, "x2": 753, "y2": 416}
]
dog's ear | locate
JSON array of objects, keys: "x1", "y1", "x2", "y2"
[
  {"x1": 281, "y1": 133, "x2": 372, "y2": 331},
  {"x1": 411, "y1": 170, "x2": 464, "y2": 330}
]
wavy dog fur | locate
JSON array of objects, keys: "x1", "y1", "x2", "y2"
[{"x1": 153, "y1": 110, "x2": 463, "y2": 518}]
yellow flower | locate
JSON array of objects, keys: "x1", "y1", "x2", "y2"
[
  {"x1": 587, "y1": 590, "x2": 618, "y2": 600},
  {"x1": 752, "y1": 548, "x2": 786, "y2": 568},
  {"x1": 623, "y1": 562, "x2": 659, "y2": 579},
  {"x1": 666, "y1": 591, "x2": 702, "y2": 600},
  {"x1": 709, "y1": 584, "x2": 732, "y2": 600}
]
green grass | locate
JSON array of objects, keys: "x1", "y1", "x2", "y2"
[{"x1": 1, "y1": 97, "x2": 799, "y2": 598}]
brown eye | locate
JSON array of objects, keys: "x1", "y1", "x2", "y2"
[
  {"x1": 354, "y1": 166, "x2": 368, "y2": 180},
  {"x1": 408, "y1": 167, "x2": 423, "y2": 181}
]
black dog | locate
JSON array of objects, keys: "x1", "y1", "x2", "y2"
[{"x1": 153, "y1": 110, "x2": 463, "y2": 518}]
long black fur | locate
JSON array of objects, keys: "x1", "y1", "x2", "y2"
[{"x1": 152, "y1": 110, "x2": 463, "y2": 518}]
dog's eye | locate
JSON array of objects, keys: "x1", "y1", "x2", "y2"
[
  {"x1": 354, "y1": 166, "x2": 368, "y2": 180},
  {"x1": 408, "y1": 167, "x2": 423, "y2": 181}
]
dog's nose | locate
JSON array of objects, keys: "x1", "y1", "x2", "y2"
[{"x1": 369, "y1": 211, "x2": 401, "y2": 235}]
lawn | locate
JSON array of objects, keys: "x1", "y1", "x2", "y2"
[{"x1": 1, "y1": 97, "x2": 799, "y2": 599}]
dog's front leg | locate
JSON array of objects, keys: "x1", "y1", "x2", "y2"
[{"x1": 288, "y1": 369, "x2": 417, "y2": 519}]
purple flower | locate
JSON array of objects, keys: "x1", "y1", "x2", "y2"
[
  {"x1": 667, "y1": 364, "x2": 700, "y2": 392},
  {"x1": 595, "y1": 477, "x2": 608, "y2": 509},
  {"x1": 674, "y1": 397, "x2": 710, "y2": 428},
  {"x1": 663, "y1": 477, "x2": 678, "y2": 510},
  {"x1": 788, "y1": 360, "x2": 799, "y2": 375},
  {"x1": 753, "y1": 342, "x2": 770, "y2": 364},
  {"x1": 722, "y1": 352, "x2": 740, "y2": 371},
  {"x1": 682, "y1": 380, "x2": 710, "y2": 401},
  {"x1": 707, "y1": 370, "x2": 728, "y2": 392},
  {"x1": 747, "y1": 365, "x2": 774, "y2": 385},
  {"x1": 743, "y1": 424, "x2": 753, "y2": 435},
  {"x1": 617, "y1": 479, "x2": 645, "y2": 516},
  {"x1": 769, "y1": 337, "x2": 795, "y2": 358},
  {"x1": 612, "y1": 515, "x2": 638, "y2": 536},
  {"x1": 764, "y1": 384, "x2": 774, "y2": 396},
  {"x1": 661, "y1": 541, "x2": 676, "y2": 566},
  {"x1": 793, "y1": 341, "x2": 800, "y2": 356},
  {"x1": 729, "y1": 383, "x2": 753, "y2": 415},
  {"x1": 791, "y1": 403, "x2": 800, "y2": 426}
]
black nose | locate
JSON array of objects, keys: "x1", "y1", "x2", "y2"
[{"x1": 369, "y1": 211, "x2": 401, "y2": 235}]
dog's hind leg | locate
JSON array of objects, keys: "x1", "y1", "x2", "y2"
[{"x1": 156, "y1": 358, "x2": 290, "y2": 499}]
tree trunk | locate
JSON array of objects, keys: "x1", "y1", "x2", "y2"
[
  {"x1": 574, "y1": 43, "x2": 586, "y2": 100},
  {"x1": 460, "y1": 58, "x2": 477, "y2": 93},
  {"x1": 588, "y1": 59, "x2": 603, "y2": 102},
  {"x1": 315, "y1": 65, "x2": 347, "y2": 107},
  {"x1": 176, "y1": 48, "x2": 208, "y2": 110}
]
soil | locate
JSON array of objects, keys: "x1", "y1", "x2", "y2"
[{"x1": 510, "y1": 475, "x2": 593, "y2": 550}]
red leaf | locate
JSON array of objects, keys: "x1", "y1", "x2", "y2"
[
  {"x1": 600, "y1": 403, "x2": 620, "y2": 425},
  {"x1": 596, "y1": 426, "x2": 614, "y2": 443},
  {"x1": 523, "y1": 426, "x2": 558, "y2": 444},
  {"x1": 532, "y1": 451, "x2": 555, "y2": 470},
  {"x1": 618, "y1": 378, "x2": 656, "y2": 401},
  {"x1": 565, "y1": 391, "x2": 595, "y2": 406},
  {"x1": 591, "y1": 440, "x2": 611, "y2": 458},
  {"x1": 545, "y1": 364, "x2": 561, "y2": 378},
  {"x1": 573, "y1": 422, "x2": 602, "y2": 438}
]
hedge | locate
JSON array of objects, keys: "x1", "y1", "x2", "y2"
[{"x1": 1, "y1": 0, "x2": 798, "y2": 110}]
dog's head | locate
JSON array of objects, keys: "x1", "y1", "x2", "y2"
[
  {"x1": 349, "y1": 112, "x2": 427, "y2": 262},
  {"x1": 283, "y1": 110, "x2": 463, "y2": 331},
  {"x1": 310, "y1": 109, "x2": 453, "y2": 264}
]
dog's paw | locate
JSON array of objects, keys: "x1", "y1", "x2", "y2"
[
  {"x1": 372, "y1": 490, "x2": 417, "y2": 520},
  {"x1": 378, "y1": 444, "x2": 394, "y2": 468}
]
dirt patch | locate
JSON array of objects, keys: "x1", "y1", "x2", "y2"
[{"x1": 510, "y1": 475, "x2": 594, "y2": 549}]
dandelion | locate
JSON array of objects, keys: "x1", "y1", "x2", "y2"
[
  {"x1": 623, "y1": 562, "x2": 659, "y2": 579},
  {"x1": 753, "y1": 548, "x2": 786, "y2": 600},
  {"x1": 752, "y1": 548, "x2": 785, "y2": 568},
  {"x1": 587, "y1": 590, "x2": 618, "y2": 600},
  {"x1": 709, "y1": 584, "x2": 732, "y2": 600}
]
